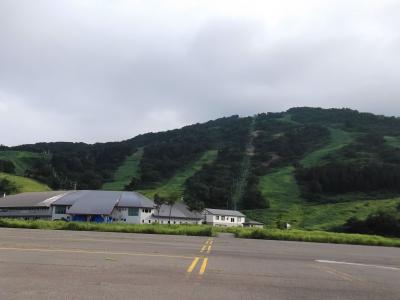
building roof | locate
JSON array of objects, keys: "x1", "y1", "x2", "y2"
[
  {"x1": 118, "y1": 192, "x2": 154, "y2": 208},
  {"x1": 61, "y1": 191, "x2": 120, "y2": 215},
  {"x1": 243, "y1": 220, "x2": 264, "y2": 225},
  {"x1": 0, "y1": 191, "x2": 68, "y2": 208},
  {"x1": 205, "y1": 208, "x2": 245, "y2": 217},
  {"x1": 154, "y1": 203, "x2": 202, "y2": 220},
  {"x1": 52, "y1": 190, "x2": 154, "y2": 215},
  {"x1": 1, "y1": 190, "x2": 154, "y2": 215}
]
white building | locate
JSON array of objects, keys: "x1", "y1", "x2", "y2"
[
  {"x1": 203, "y1": 208, "x2": 245, "y2": 227},
  {"x1": 51, "y1": 190, "x2": 154, "y2": 224},
  {"x1": 0, "y1": 191, "x2": 250, "y2": 227}
]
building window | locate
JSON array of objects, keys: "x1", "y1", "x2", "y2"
[
  {"x1": 55, "y1": 206, "x2": 66, "y2": 214},
  {"x1": 231, "y1": 218, "x2": 234, "y2": 222},
  {"x1": 216, "y1": 215, "x2": 220, "y2": 220},
  {"x1": 221, "y1": 216, "x2": 225, "y2": 221},
  {"x1": 128, "y1": 208, "x2": 139, "y2": 216},
  {"x1": 148, "y1": 220, "x2": 151, "y2": 223}
]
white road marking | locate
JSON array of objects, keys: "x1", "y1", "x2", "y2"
[{"x1": 316, "y1": 260, "x2": 400, "y2": 271}]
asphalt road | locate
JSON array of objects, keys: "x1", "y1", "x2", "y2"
[{"x1": 0, "y1": 228, "x2": 399, "y2": 300}]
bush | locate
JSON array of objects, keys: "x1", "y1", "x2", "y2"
[
  {"x1": 343, "y1": 212, "x2": 400, "y2": 237},
  {"x1": 231, "y1": 227, "x2": 400, "y2": 247},
  {"x1": 0, "y1": 219, "x2": 213, "y2": 236}
]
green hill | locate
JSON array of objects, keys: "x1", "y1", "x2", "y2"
[
  {"x1": 0, "y1": 150, "x2": 46, "y2": 176},
  {"x1": 300, "y1": 128, "x2": 354, "y2": 167},
  {"x1": 139, "y1": 150, "x2": 218, "y2": 199},
  {"x1": 102, "y1": 149, "x2": 143, "y2": 191},
  {"x1": 0, "y1": 172, "x2": 51, "y2": 194},
  {"x1": 2, "y1": 107, "x2": 400, "y2": 236}
]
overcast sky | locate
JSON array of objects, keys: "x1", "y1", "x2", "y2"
[{"x1": 1, "y1": 0, "x2": 399, "y2": 145}]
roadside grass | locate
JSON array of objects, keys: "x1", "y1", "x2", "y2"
[
  {"x1": 139, "y1": 150, "x2": 218, "y2": 199},
  {"x1": 102, "y1": 149, "x2": 143, "y2": 191},
  {"x1": 385, "y1": 136, "x2": 400, "y2": 148},
  {"x1": 0, "y1": 219, "x2": 213, "y2": 236},
  {"x1": 301, "y1": 128, "x2": 353, "y2": 167},
  {"x1": 0, "y1": 150, "x2": 46, "y2": 176},
  {"x1": 1, "y1": 219, "x2": 399, "y2": 247},
  {"x1": 230, "y1": 228, "x2": 400, "y2": 247},
  {"x1": 0, "y1": 172, "x2": 51, "y2": 194}
]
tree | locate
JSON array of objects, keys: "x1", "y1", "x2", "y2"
[
  {"x1": 166, "y1": 193, "x2": 179, "y2": 225},
  {"x1": 0, "y1": 160, "x2": 15, "y2": 174},
  {"x1": 153, "y1": 193, "x2": 166, "y2": 223},
  {"x1": 0, "y1": 178, "x2": 17, "y2": 195}
]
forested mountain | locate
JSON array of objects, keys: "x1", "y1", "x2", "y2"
[{"x1": 1, "y1": 107, "x2": 400, "y2": 235}]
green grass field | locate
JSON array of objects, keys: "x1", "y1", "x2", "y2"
[
  {"x1": 301, "y1": 128, "x2": 353, "y2": 167},
  {"x1": 139, "y1": 150, "x2": 218, "y2": 199},
  {"x1": 247, "y1": 165, "x2": 400, "y2": 231},
  {"x1": 385, "y1": 136, "x2": 400, "y2": 148},
  {"x1": 0, "y1": 151, "x2": 46, "y2": 176},
  {"x1": 0, "y1": 172, "x2": 51, "y2": 194},
  {"x1": 102, "y1": 149, "x2": 143, "y2": 191},
  {"x1": 301, "y1": 198, "x2": 400, "y2": 230},
  {"x1": 248, "y1": 166, "x2": 304, "y2": 227}
]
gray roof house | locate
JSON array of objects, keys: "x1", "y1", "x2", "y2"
[
  {"x1": 203, "y1": 208, "x2": 246, "y2": 227},
  {"x1": 152, "y1": 203, "x2": 203, "y2": 224},
  {"x1": 0, "y1": 191, "x2": 67, "y2": 219},
  {"x1": 0, "y1": 190, "x2": 154, "y2": 223},
  {"x1": 243, "y1": 220, "x2": 264, "y2": 228}
]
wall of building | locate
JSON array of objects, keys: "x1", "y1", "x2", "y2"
[
  {"x1": 110, "y1": 207, "x2": 154, "y2": 224},
  {"x1": 52, "y1": 205, "x2": 72, "y2": 221},
  {"x1": 0, "y1": 207, "x2": 52, "y2": 220},
  {"x1": 152, "y1": 216, "x2": 202, "y2": 225},
  {"x1": 205, "y1": 214, "x2": 244, "y2": 227}
]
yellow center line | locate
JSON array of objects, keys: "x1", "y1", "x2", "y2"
[
  {"x1": 207, "y1": 245, "x2": 212, "y2": 254},
  {"x1": 187, "y1": 257, "x2": 200, "y2": 273},
  {"x1": 200, "y1": 245, "x2": 207, "y2": 253},
  {"x1": 0, "y1": 247, "x2": 194, "y2": 260},
  {"x1": 199, "y1": 258, "x2": 208, "y2": 275}
]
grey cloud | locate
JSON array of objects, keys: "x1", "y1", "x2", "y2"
[{"x1": 0, "y1": 0, "x2": 399, "y2": 146}]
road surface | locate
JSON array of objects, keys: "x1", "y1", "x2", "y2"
[{"x1": 0, "y1": 228, "x2": 399, "y2": 299}]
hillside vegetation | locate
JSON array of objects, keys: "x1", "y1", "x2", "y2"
[
  {"x1": 102, "y1": 149, "x2": 143, "y2": 191},
  {"x1": 0, "y1": 150, "x2": 46, "y2": 175},
  {"x1": 139, "y1": 150, "x2": 218, "y2": 199},
  {"x1": 0, "y1": 172, "x2": 51, "y2": 194},
  {"x1": 2, "y1": 107, "x2": 400, "y2": 237}
]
